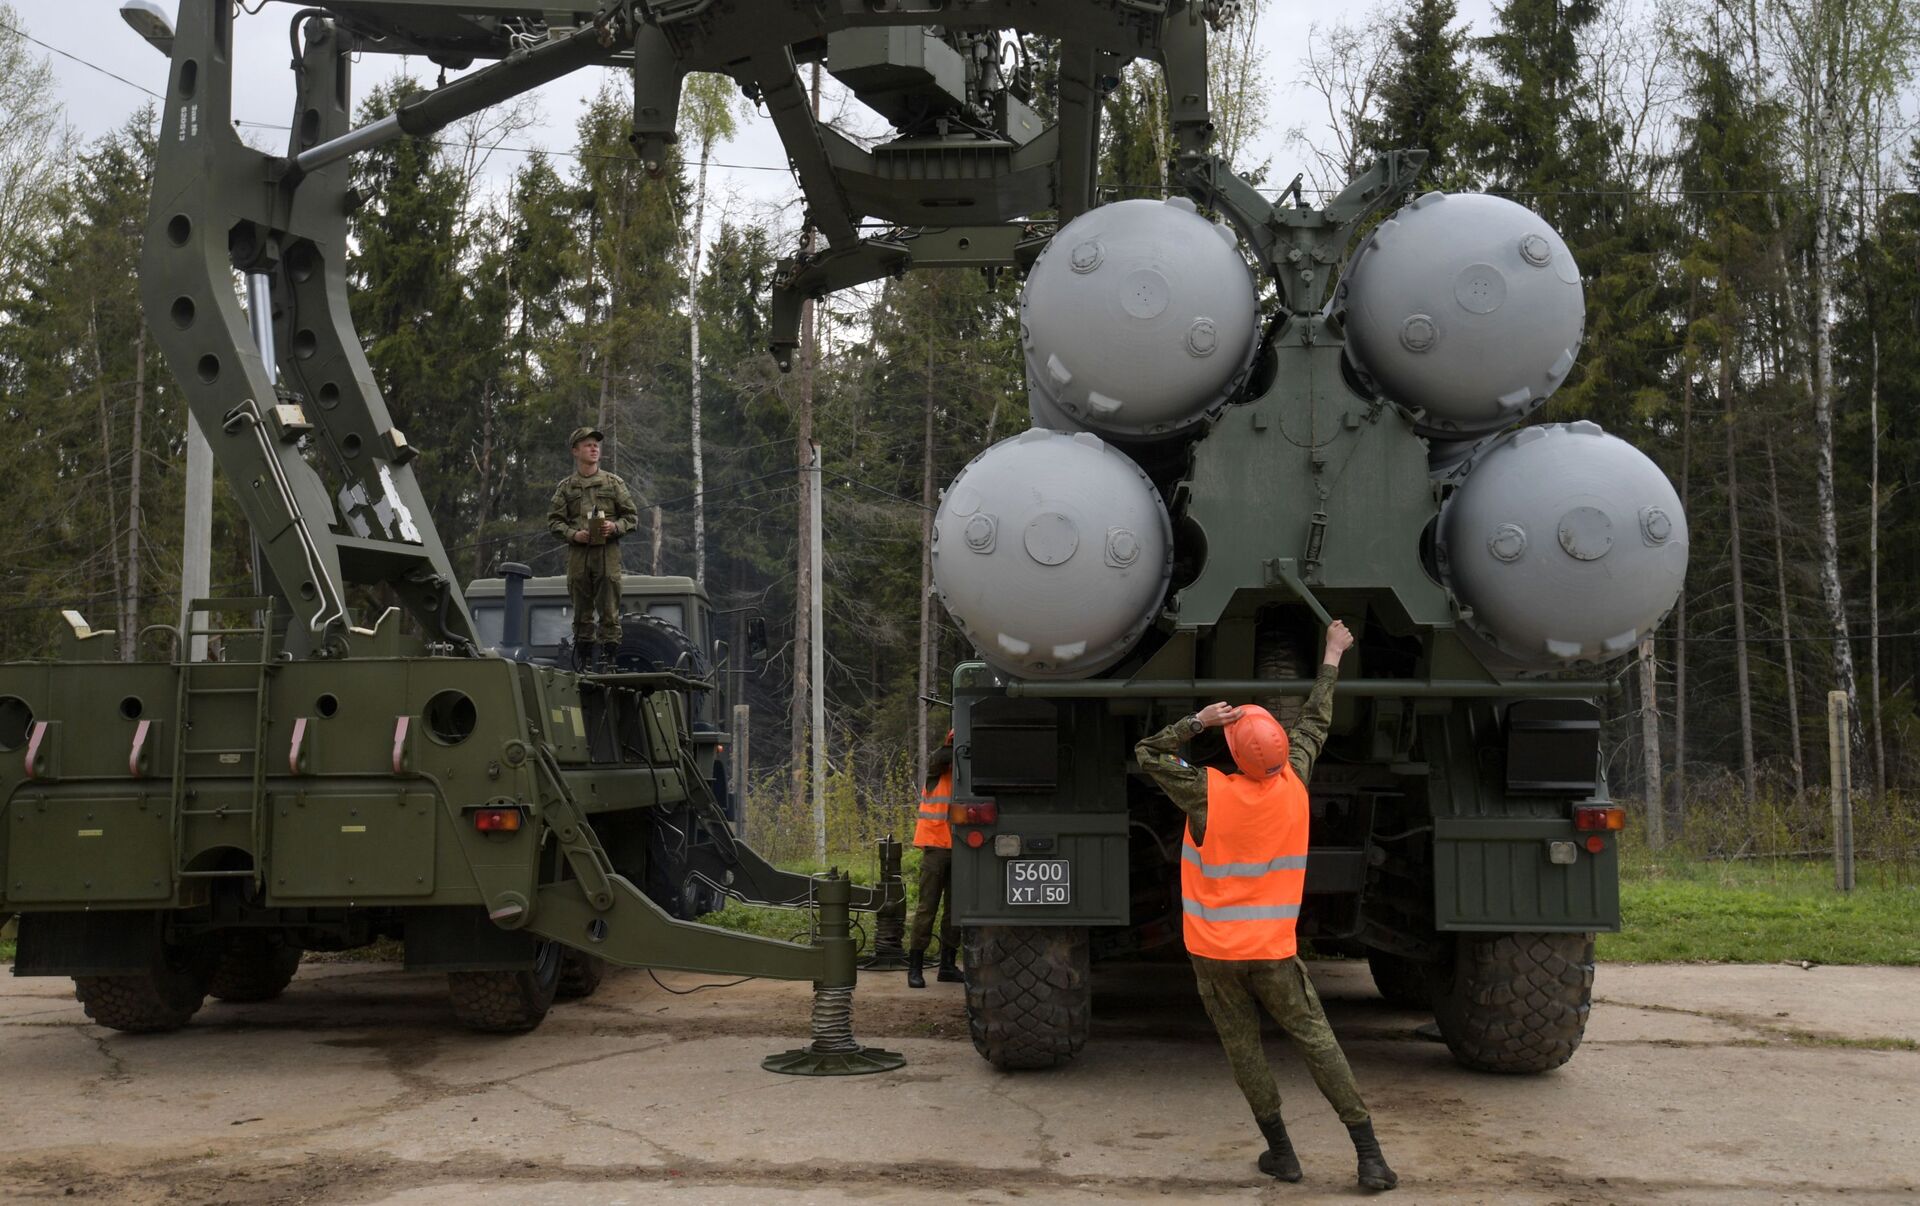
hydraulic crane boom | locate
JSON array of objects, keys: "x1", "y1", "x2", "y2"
[{"x1": 140, "y1": 2, "x2": 1247, "y2": 658}]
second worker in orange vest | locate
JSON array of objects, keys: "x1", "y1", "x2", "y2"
[
  {"x1": 1136, "y1": 620, "x2": 1397, "y2": 1192},
  {"x1": 908, "y1": 730, "x2": 963, "y2": 988}
]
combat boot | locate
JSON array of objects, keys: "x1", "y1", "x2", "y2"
[
  {"x1": 1348, "y1": 1119, "x2": 1398, "y2": 1192},
  {"x1": 595, "y1": 641, "x2": 618, "y2": 673},
  {"x1": 936, "y1": 947, "x2": 963, "y2": 983},
  {"x1": 571, "y1": 640, "x2": 592, "y2": 673},
  {"x1": 906, "y1": 949, "x2": 927, "y2": 989},
  {"x1": 1255, "y1": 1114, "x2": 1302, "y2": 1182}
]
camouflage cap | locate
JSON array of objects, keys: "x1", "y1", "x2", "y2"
[{"x1": 569, "y1": 425, "x2": 604, "y2": 447}]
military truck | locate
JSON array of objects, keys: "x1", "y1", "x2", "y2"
[{"x1": 933, "y1": 179, "x2": 1686, "y2": 1075}]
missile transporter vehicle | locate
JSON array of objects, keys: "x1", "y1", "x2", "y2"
[{"x1": 937, "y1": 181, "x2": 1687, "y2": 1075}]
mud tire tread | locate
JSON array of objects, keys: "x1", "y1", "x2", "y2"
[
  {"x1": 74, "y1": 968, "x2": 208, "y2": 1034},
  {"x1": 1434, "y1": 931, "x2": 1593, "y2": 1073},
  {"x1": 207, "y1": 933, "x2": 303, "y2": 1003},
  {"x1": 447, "y1": 942, "x2": 561, "y2": 1033},
  {"x1": 556, "y1": 952, "x2": 606, "y2": 1001},
  {"x1": 965, "y1": 926, "x2": 1090, "y2": 1070}
]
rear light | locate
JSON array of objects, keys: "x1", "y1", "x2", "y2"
[
  {"x1": 1573, "y1": 804, "x2": 1625, "y2": 832},
  {"x1": 966, "y1": 829, "x2": 986, "y2": 849},
  {"x1": 473, "y1": 807, "x2": 523, "y2": 832},
  {"x1": 1584, "y1": 834, "x2": 1607, "y2": 854},
  {"x1": 950, "y1": 801, "x2": 998, "y2": 826}
]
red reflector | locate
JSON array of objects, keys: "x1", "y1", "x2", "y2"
[
  {"x1": 473, "y1": 808, "x2": 522, "y2": 832},
  {"x1": 966, "y1": 829, "x2": 986, "y2": 849},
  {"x1": 950, "y1": 801, "x2": 998, "y2": 826},
  {"x1": 1585, "y1": 834, "x2": 1606, "y2": 854},
  {"x1": 1573, "y1": 805, "x2": 1626, "y2": 831}
]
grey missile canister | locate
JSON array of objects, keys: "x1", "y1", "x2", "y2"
[
  {"x1": 1022, "y1": 197, "x2": 1259, "y2": 441},
  {"x1": 932, "y1": 428, "x2": 1173, "y2": 679},
  {"x1": 1438, "y1": 421, "x2": 1687, "y2": 671},
  {"x1": 1342, "y1": 192, "x2": 1585, "y2": 437}
]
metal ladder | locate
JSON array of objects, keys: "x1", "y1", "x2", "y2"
[{"x1": 170, "y1": 596, "x2": 278, "y2": 888}]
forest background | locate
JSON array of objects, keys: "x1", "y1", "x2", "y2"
[{"x1": 3, "y1": 0, "x2": 1918, "y2": 867}]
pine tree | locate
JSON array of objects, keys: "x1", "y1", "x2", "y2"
[{"x1": 1362, "y1": 0, "x2": 1478, "y2": 189}]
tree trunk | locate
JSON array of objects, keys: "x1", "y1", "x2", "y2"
[
  {"x1": 688, "y1": 142, "x2": 712, "y2": 589},
  {"x1": 1809, "y1": 141, "x2": 1861, "y2": 750},
  {"x1": 790, "y1": 62, "x2": 822, "y2": 816},
  {"x1": 121, "y1": 324, "x2": 146, "y2": 662},
  {"x1": 916, "y1": 310, "x2": 936, "y2": 792},
  {"x1": 1762, "y1": 424, "x2": 1806, "y2": 797},
  {"x1": 1720, "y1": 289, "x2": 1756, "y2": 800},
  {"x1": 1672, "y1": 278, "x2": 1696, "y2": 830},
  {"x1": 1638, "y1": 636, "x2": 1663, "y2": 845},
  {"x1": 88, "y1": 306, "x2": 125, "y2": 650},
  {"x1": 1869, "y1": 328, "x2": 1885, "y2": 794}
]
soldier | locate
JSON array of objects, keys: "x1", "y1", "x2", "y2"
[
  {"x1": 546, "y1": 426, "x2": 640, "y2": 672},
  {"x1": 1135, "y1": 620, "x2": 1397, "y2": 1192},
  {"x1": 907, "y1": 730, "x2": 963, "y2": 989}
]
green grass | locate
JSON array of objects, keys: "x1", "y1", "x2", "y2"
[{"x1": 1602, "y1": 856, "x2": 1920, "y2": 965}]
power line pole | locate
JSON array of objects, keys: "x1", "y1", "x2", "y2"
[
  {"x1": 808, "y1": 439, "x2": 826, "y2": 862},
  {"x1": 651, "y1": 504, "x2": 663, "y2": 575}
]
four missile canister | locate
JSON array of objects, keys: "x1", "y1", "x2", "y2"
[
  {"x1": 1342, "y1": 192, "x2": 1585, "y2": 437},
  {"x1": 931, "y1": 428, "x2": 1173, "y2": 679},
  {"x1": 1438, "y1": 421, "x2": 1687, "y2": 671},
  {"x1": 1022, "y1": 197, "x2": 1258, "y2": 441}
]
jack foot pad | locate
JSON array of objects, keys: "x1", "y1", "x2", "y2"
[{"x1": 763, "y1": 1045, "x2": 905, "y2": 1076}]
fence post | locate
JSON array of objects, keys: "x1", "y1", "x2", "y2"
[
  {"x1": 1638, "y1": 636, "x2": 1665, "y2": 851},
  {"x1": 1828, "y1": 691, "x2": 1855, "y2": 892}
]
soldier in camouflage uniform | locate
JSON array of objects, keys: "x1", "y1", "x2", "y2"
[
  {"x1": 1136, "y1": 620, "x2": 1397, "y2": 1192},
  {"x1": 546, "y1": 426, "x2": 640, "y2": 672}
]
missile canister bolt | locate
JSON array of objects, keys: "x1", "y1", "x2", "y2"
[
  {"x1": 963, "y1": 514, "x2": 997, "y2": 553},
  {"x1": 1106, "y1": 528, "x2": 1141, "y2": 568},
  {"x1": 1400, "y1": 314, "x2": 1437, "y2": 353},
  {"x1": 1641, "y1": 506, "x2": 1674, "y2": 544},
  {"x1": 1068, "y1": 239, "x2": 1103, "y2": 273},
  {"x1": 1488, "y1": 523, "x2": 1528, "y2": 562},
  {"x1": 1520, "y1": 232, "x2": 1554, "y2": 266},
  {"x1": 1187, "y1": 318, "x2": 1218, "y2": 356}
]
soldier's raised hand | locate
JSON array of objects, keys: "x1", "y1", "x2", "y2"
[
  {"x1": 1196, "y1": 701, "x2": 1241, "y2": 728},
  {"x1": 1323, "y1": 620, "x2": 1355, "y2": 665}
]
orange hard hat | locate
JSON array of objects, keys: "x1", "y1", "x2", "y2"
[{"x1": 1225, "y1": 706, "x2": 1290, "y2": 780}]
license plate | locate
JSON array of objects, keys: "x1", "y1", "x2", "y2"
[{"x1": 1006, "y1": 858, "x2": 1071, "y2": 905}]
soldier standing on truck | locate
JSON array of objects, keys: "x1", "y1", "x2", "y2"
[
  {"x1": 1134, "y1": 620, "x2": 1398, "y2": 1192},
  {"x1": 907, "y1": 730, "x2": 963, "y2": 989},
  {"x1": 546, "y1": 426, "x2": 640, "y2": 672}
]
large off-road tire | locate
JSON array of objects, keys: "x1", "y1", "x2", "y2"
[
  {"x1": 446, "y1": 940, "x2": 563, "y2": 1033},
  {"x1": 73, "y1": 939, "x2": 214, "y2": 1034},
  {"x1": 1433, "y1": 931, "x2": 1594, "y2": 1073},
  {"x1": 207, "y1": 932, "x2": 303, "y2": 1003},
  {"x1": 555, "y1": 952, "x2": 606, "y2": 1001},
  {"x1": 964, "y1": 926, "x2": 1091, "y2": 1070},
  {"x1": 1365, "y1": 948, "x2": 1434, "y2": 1010}
]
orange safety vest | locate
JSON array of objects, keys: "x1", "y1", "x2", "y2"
[
  {"x1": 1180, "y1": 766, "x2": 1310, "y2": 961},
  {"x1": 913, "y1": 770, "x2": 953, "y2": 849}
]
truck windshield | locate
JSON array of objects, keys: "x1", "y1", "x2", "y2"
[
  {"x1": 465, "y1": 602, "x2": 574, "y2": 649},
  {"x1": 647, "y1": 602, "x2": 686, "y2": 631}
]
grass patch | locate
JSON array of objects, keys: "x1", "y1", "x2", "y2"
[
  {"x1": 699, "y1": 846, "x2": 930, "y2": 956},
  {"x1": 0, "y1": 939, "x2": 13, "y2": 964},
  {"x1": 1603, "y1": 855, "x2": 1920, "y2": 965}
]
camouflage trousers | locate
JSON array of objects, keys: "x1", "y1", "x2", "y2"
[
  {"x1": 567, "y1": 546, "x2": 623, "y2": 644},
  {"x1": 909, "y1": 845, "x2": 956, "y2": 953},
  {"x1": 1191, "y1": 955, "x2": 1370, "y2": 1127}
]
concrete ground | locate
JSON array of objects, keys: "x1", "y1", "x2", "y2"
[{"x1": 1, "y1": 956, "x2": 1915, "y2": 1204}]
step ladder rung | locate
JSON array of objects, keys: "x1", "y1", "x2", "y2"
[
  {"x1": 177, "y1": 869, "x2": 257, "y2": 879},
  {"x1": 183, "y1": 686, "x2": 262, "y2": 696},
  {"x1": 182, "y1": 747, "x2": 255, "y2": 756}
]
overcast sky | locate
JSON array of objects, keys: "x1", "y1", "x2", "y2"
[{"x1": 24, "y1": 0, "x2": 1502, "y2": 248}]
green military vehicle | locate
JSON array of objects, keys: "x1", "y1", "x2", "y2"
[{"x1": 2, "y1": 0, "x2": 1683, "y2": 1081}]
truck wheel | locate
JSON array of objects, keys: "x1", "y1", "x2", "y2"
[
  {"x1": 1433, "y1": 931, "x2": 1594, "y2": 1073},
  {"x1": 207, "y1": 932, "x2": 303, "y2": 1003},
  {"x1": 447, "y1": 940, "x2": 562, "y2": 1033},
  {"x1": 556, "y1": 952, "x2": 606, "y2": 1001},
  {"x1": 1365, "y1": 948, "x2": 1434, "y2": 1010},
  {"x1": 964, "y1": 926, "x2": 1090, "y2": 1070},
  {"x1": 73, "y1": 938, "x2": 213, "y2": 1034}
]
